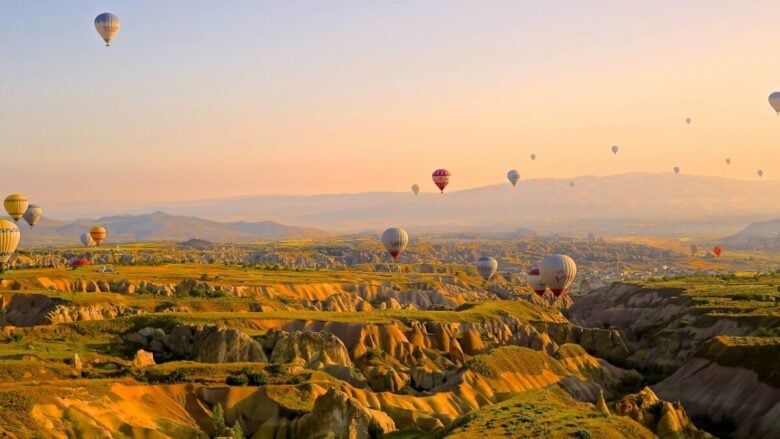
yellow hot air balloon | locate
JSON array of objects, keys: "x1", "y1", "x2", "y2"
[
  {"x1": 95, "y1": 13, "x2": 121, "y2": 47},
  {"x1": 4, "y1": 194, "x2": 29, "y2": 222},
  {"x1": 90, "y1": 226, "x2": 107, "y2": 245},
  {"x1": 0, "y1": 220, "x2": 21, "y2": 269}
]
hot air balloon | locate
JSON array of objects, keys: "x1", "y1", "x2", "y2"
[
  {"x1": 685, "y1": 118, "x2": 691, "y2": 125},
  {"x1": 540, "y1": 254, "x2": 577, "y2": 297},
  {"x1": 90, "y1": 226, "x2": 107, "y2": 245},
  {"x1": 569, "y1": 181, "x2": 575, "y2": 188},
  {"x1": 22, "y1": 205, "x2": 42, "y2": 227},
  {"x1": 690, "y1": 244, "x2": 698, "y2": 256},
  {"x1": 769, "y1": 92, "x2": 780, "y2": 114},
  {"x1": 757, "y1": 169, "x2": 764, "y2": 178},
  {"x1": 526, "y1": 268, "x2": 546, "y2": 296},
  {"x1": 611, "y1": 145, "x2": 619, "y2": 155},
  {"x1": 712, "y1": 246, "x2": 723, "y2": 257},
  {"x1": 69, "y1": 257, "x2": 91, "y2": 269},
  {"x1": 80, "y1": 233, "x2": 96, "y2": 248},
  {"x1": 674, "y1": 166, "x2": 680, "y2": 175},
  {"x1": 381, "y1": 228, "x2": 408, "y2": 260},
  {"x1": 411, "y1": 184, "x2": 420, "y2": 195},
  {"x1": 4, "y1": 194, "x2": 28, "y2": 222},
  {"x1": 476, "y1": 256, "x2": 498, "y2": 281},
  {"x1": 95, "y1": 13, "x2": 121, "y2": 46},
  {"x1": 725, "y1": 158, "x2": 731, "y2": 165},
  {"x1": 432, "y1": 169, "x2": 450, "y2": 193},
  {"x1": 0, "y1": 220, "x2": 20, "y2": 269},
  {"x1": 530, "y1": 154, "x2": 536, "y2": 161},
  {"x1": 507, "y1": 170, "x2": 520, "y2": 187}
]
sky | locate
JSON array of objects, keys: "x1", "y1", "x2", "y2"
[{"x1": 1, "y1": 1, "x2": 779, "y2": 215}]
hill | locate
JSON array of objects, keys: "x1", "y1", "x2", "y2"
[
  {"x1": 15, "y1": 211, "x2": 330, "y2": 246},
  {"x1": 151, "y1": 173, "x2": 780, "y2": 236},
  {"x1": 723, "y1": 219, "x2": 780, "y2": 250}
]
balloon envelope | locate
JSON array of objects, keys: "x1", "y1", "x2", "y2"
[
  {"x1": 713, "y1": 246, "x2": 723, "y2": 257},
  {"x1": 411, "y1": 184, "x2": 420, "y2": 195},
  {"x1": 4, "y1": 194, "x2": 28, "y2": 222},
  {"x1": 95, "y1": 13, "x2": 120, "y2": 46},
  {"x1": 80, "y1": 233, "x2": 96, "y2": 248},
  {"x1": 90, "y1": 226, "x2": 107, "y2": 245},
  {"x1": 432, "y1": 169, "x2": 450, "y2": 193},
  {"x1": 725, "y1": 158, "x2": 731, "y2": 165},
  {"x1": 686, "y1": 118, "x2": 691, "y2": 124},
  {"x1": 611, "y1": 145, "x2": 619, "y2": 155},
  {"x1": 757, "y1": 169, "x2": 764, "y2": 178},
  {"x1": 69, "y1": 257, "x2": 91, "y2": 268},
  {"x1": 674, "y1": 166, "x2": 680, "y2": 174},
  {"x1": 507, "y1": 170, "x2": 520, "y2": 187},
  {"x1": 381, "y1": 228, "x2": 408, "y2": 259},
  {"x1": 769, "y1": 92, "x2": 780, "y2": 114},
  {"x1": 527, "y1": 268, "x2": 546, "y2": 296},
  {"x1": 476, "y1": 256, "x2": 498, "y2": 281},
  {"x1": 540, "y1": 254, "x2": 577, "y2": 296},
  {"x1": 530, "y1": 154, "x2": 536, "y2": 161},
  {"x1": 22, "y1": 205, "x2": 42, "y2": 227},
  {"x1": 0, "y1": 220, "x2": 20, "y2": 265},
  {"x1": 690, "y1": 244, "x2": 698, "y2": 256}
]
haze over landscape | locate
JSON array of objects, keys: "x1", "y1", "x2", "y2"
[{"x1": 0, "y1": 2, "x2": 778, "y2": 439}]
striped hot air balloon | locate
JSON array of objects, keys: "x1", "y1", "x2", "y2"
[
  {"x1": 432, "y1": 169, "x2": 450, "y2": 193},
  {"x1": 381, "y1": 228, "x2": 408, "y2": 260},
  {"x1": 4, "y1": 194, "x2": 28, "y2": 222},
  {"x1": 0, "y1": 220, "x2": 21, "y2": 268},
  {"x1": 541, "y1": 254, "x2": 577, "y2": 297},
  {"x1": 95, "y1": 13, "x2": 121, "y2": 46},
  {"x1": 90, "y1": 226, "x2": 107, "y2": 245},
  {"x1": 476, "y1": 256, "x2": 498, "y2": 281}
]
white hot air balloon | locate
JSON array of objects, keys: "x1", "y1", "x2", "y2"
[
  {"x1": 507, "y1": 170, "x2": 520, "y2": 187},
  {"x1": 611, "y1": 145, "x2": 619, "y2": 155},
  {"x1": 674, "y1": 166, "x2": 680, "y2": 175},
  {"x1": 95, "y1": 13, "x2": 121, "y2": 46},
  {"x1": 22, "y1": 205, "x2": 42, "y2": 227},
  {"x1": 476, "y1": 256, "x2": 498, "y2": 281},
  {"x1": 381, "y1": 228, "x2": 408, "y2": 260},
  {"x1": 80, "y1": 232, "x2": 96, "y2": 248},
  {"x1": 769, "y1": 92, "x2": 780, "y2": 114},
  {"x1": 411, "y1": 184, "x2": 420, "y2": 195},
  {"x1": 526, "y1": 268, "x2": 546, "y2": 296},
  {"x1": 757, "y1": 169, "x2": 764, "y2": 178},
  {"x1": 540, "y1": 254, "x2": 577, "y2": 297},
  {"x1": 0, "y1": 220, "x2": 21, "y2": 270}
]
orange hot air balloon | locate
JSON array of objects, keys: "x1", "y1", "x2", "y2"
[
  {"x1": 432, "y1": 169, "x2": 450, "y2": 193},
  {"x1": 712, "y1": 246, "x2": 723, "y2": 257},
  {"x1": 90, "y1": 226, "x2": 107, "y2": 245}
]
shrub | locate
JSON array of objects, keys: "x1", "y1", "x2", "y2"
[
  {"x1": 573, "y1": 430, "x2": 592, "y2": 439},
  {"x1": 368, "y1": 419, "x2": 384, "y2": 439},
  {"x1": 226, "y1": 373, "x2": 249, "y2": 386}
]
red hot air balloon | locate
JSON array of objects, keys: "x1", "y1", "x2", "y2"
[
  {"x1": 432, "y1": 169, "x2": 450, "y2": 193},
  {"x1": 712, "y1": 246, "x2": 723, "y2": 257},
  {"x1": 69, "y1": 258, "x2": 91, "y2": 269}
]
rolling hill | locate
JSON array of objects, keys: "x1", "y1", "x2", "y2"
[{"x1": 723, "y1": 218, "x2": 780, "y2": 251}]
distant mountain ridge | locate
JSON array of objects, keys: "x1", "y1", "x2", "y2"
[
  {"x1": 18, "y1": 211, "x2": 330, "y2": 246},
  {"x1": 723, "y1": 219, "x2": 780, "y2": 251}
]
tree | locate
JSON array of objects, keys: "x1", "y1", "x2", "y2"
[
  {"x1": 211, "y1": 403, "x2": 227, "y2": 437},
  {"x1": 230, "y1": 420, "x2": 244, "y2": 438}
]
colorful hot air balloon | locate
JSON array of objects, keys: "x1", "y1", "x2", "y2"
[
  {"x1": 90, "y1": 226, "x2": 107, "y2": 245},
  {"x1": 80, "y1": 233, "x2": 96, "y2": 248},
  {"x1": 476, "y1": 256, "x2": 498, "y2": 281},
  {"x1": 526, "y1": 268, "x2": 546, "y2": 296},
  {"x1": 432, "y1": 169, "x2": 450, "y2": 193},
  {"x1": 381, "y1": 228, "x2": 408, "y2": 260},
  {"x1": 674, "y1": 166, "x2": 680, "y2": 175},
  {"x1": 0, "y1": 220, "x2": 20, "y2": 269},
  {"x1": 757, "y1": 169, "x2": 764, "y2": 178},
  {"x1": 611, "y1": 145, "x2": 619, "y2": 155},
  {"x1": 95, "y1": 13, "x2": 121, "y2": 46},
  {"x1": 530, "y1": 154, "x2": 536, "y2": 161},
  {"x1": 769, "y1": 92, "x2": 780, "y2": 114},
  {"x1": 4, "y1": 194, "x2": 28, "y2": 222},
  {"x1": 712, "y1": 246, "x2": 723, "y2": 257},
  {"x1": 507, "y1": 170, "x2": 520, "y2": 187},
  {"x1": 690, "y1": 244, "x2": 698, "y2": 256},
  {"x1": 540, "y1": 254, "x2": 577, "y2": 297},
  {"x1": 22, "y1": 205, "x2": 42, "y2": 227},
  {"x1": 69, "y1": 257, "x2": 91, "y2": 269},
  {"x1": 685, "y1": 118, "x2": 691, "y2": 125},
  {"x1": 411, "y1": 184, "x2": 420, "y2": 195},
  {"x1": 725, "y1": 158, "x2": 731, "y2": 165}
]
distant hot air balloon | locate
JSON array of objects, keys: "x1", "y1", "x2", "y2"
[
  {"x1": 530, "y1": 154, "x2": 536, "y2": 161},
  {"x1": 712, "y1": 246, "x2": 723, "y2": 257},
  {"x1": 381, "y1": 228, "x2": 408, "y2": 260},
  {"x1": 685, "y1": 118, "x2": 691, "y2": 125},
  {"x1": 769, "y1": 92, "x2": 780, "y2": 114},
  {"x1": 674, "y1": 166, "x2": 680, "y2": 175},
  {"x1": 476, "y1": 256, "x2": 498, "y2": 281},
  {"x1": 611, "y1": 145, "x2": 619, "y2": 155},
  {"x1": 95, "y1": 13, "x2": 121, "y2": 46},
  {"x1": 507, "y1": 170, "x2": 520, "y2": 187},
  {"x1": 527, "y1": 268, "x2": 546, "y2": 296},
  {"x1": 432, "y1": 169, "x2": 450, "y2": 193},
  {"x1": 690, "y1": 244, "x2": 698, "y2": 256},
  {"x1": 69, "y1": 257, "x2": 91, "y2": 269},
  {"x1": 0, "y1": 220, "x2": 20, "y2": 269},
  {"x1": 90, "y1": 226, "x2": 107, "y2": 245},
  {"x1": 80, "y1": 233, "x2": 96, "y2": 248},
  {"x1": 411, "y1": 184, "x2": 420, "y2": 195},
  {"x1": 22, "y1": 205, "x2": 42, "y2": 227},
  {"x1": 757, "y1": 169, "x2": 764, "y2": 178},
  {"x1": 540, "y1": 254, "x2": 577, "y2": 297},
  {"x1": 4, "y1": 194, "x2": 28, "y2": 222},
  {"x1": 569, "y1": 181, "x2": 575, "y2": 188},
  {"x1": 725, "y1": 158, "x2": 731, "y2": 165}
]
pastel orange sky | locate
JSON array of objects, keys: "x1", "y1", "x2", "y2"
[{"x1": 1, "y1": 1, "x2": 778, "y2": 210}]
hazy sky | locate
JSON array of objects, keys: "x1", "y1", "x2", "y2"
[{"x1": 1, "y1": 1, "x2": 779, "y2": 211}]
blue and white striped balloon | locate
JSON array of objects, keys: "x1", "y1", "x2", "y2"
[{"x1": 95, "y1": 13, "x2": 121, "y2": 46}]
